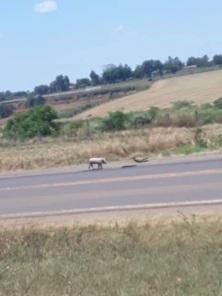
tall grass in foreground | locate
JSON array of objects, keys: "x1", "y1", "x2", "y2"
[{"x1": 1, "y1": 218, "x2": 222, "y2": 295}]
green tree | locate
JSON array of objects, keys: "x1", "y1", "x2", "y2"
[
  {"x1": 75, "y1": 78, "x2": 91, "y2": 89},
  {"x1": 90, "y1": 71, "x2": 101, "y2": 86},
  {"x1": 3, "y1": 106, "x2": 58, "y2": 139},
  {"x1": 102, "y1": 64, "x2": 133, "y2": 83},
  {"x1": 141, "y1": 60, "x2": 163, "y2": 77},
  {"x1": 34, "y1": 85, "x2": 50, "y2": 95},
  {"x1": 50, "y1": 75, "x2": 70, "y2": 93},
  {"x1": 164, "y1": 56, "x2": 184, "y2": 74},
  {"x1": 133, "y1": 65, "x2": 144, "y2": 78},
  {"x1": 213, "y1": 55, "x2": 222, "y2": 66},
  {"x1": 186, "y1": 55, "x2": 210, "y2": 68}
]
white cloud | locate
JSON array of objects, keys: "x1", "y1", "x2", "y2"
[
  {"x1": 34, "y1": 0, "x2": 58, "y2": 14},
  {"x1": 114, "y1": 24, "x2": 126, "y2": 34},
  {"x1": 114, "y1": 25, "x2": 126, "y2": 34}
]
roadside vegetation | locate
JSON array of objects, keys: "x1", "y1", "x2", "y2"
[
  {"x1": 0, "y1": 123, "x2": 222, "y2": 171},
  {"x1": 4, "y1": 97, "x2": 222, "y2": 139},
  {"x1": 1, "y1": 98, "x2": 222, "y2": 171},
  {"x1": 1, "y1": 217, "x2": 222, "y2": 295},
  {"x1": 3, "y1": 106, "x2": 58, "y2": 140}
]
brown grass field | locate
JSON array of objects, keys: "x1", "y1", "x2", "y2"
[
  {"x1": 77, "y1": 69, "x2": 222, "y2": 119},
  {"x1": 0, "y1": 125, "x2": 221, "y2": 172}
]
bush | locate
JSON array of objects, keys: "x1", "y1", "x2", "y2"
[
  {"x1": 132, "y1": 114, "x2": 152, "y2": 128},
  {"x1": 147, "y1": 106, "x2": 161, "y2": 121},
  {"x1": 3, "y1": 106, "x2": 58, "y2": 139},
  {"x1": 214, "y1": 97, "x2": 222, "y2": 109},
  {"x1": 172, "y1": 111, "x2": 198, "y2": 127},
  {"x1": 99, "y1": 111, "x2": 129, "y2": 131},
  {"x1": 214, "y1": 110, "x2": 222, "y2": 123},
  {"x1": 198, "y1": 109, "x2": 216, "y2": 125},
  {"x1": 155, "y1": 112, "x2": 172, "y2": 127},
  {"x1": 172, "y1": 100, "x2": 194, "y2": 110},
  {"x1": 0, "y1": 103, "x2": 14, "y2": 118},
  {"x1": 201, "y1": 103, "x2": 213, "y2": 109},
  {"x1": 61, "y1": 120, "x2": 84, "y2": 137},
  {"x1": 194, "y1": 128, "x2": 208, "y2": 148}
]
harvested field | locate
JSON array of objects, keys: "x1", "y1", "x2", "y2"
[{"x1": 77, "y1": 69, "x2": 222, "y2": 119}]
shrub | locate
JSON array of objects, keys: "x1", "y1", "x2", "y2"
[
  {"x1": 132, "y1": 114, "x2": 152, "y2": 128},
  {"x1": 155, "y1": 112, "x2": 172, "y2": 127},
  {"x1": 194, "y1": 128, "x2": 208, "y2": 148},
  {"x1": 198, "y1": 109, "x2": 216, "y2": 125},
  {"x1": 201, "y1": 103, "x2": 213, "y2": 109},
  {"x1": 214, "y1": 97, "x2": 222, "y2": 109},
  {"x1": 147, "y1": 106, "x2": 161, "y2": 121},
  {"x1": 214, "y1": 110, "x2": 222, "y2": 123},
  {"x1": 172, "y1": 100, "x2": 194, "y2": 110},
  {"x1": 99, "y1": 111, "x2": 129, "y2": 132},
  {"x1": 3, "y1": 106, "x2": 58, "y2": 139},
  {"x1": 0, "y1": 103, "x2": 14, "y2": 118},
  {"x1": 61, "y1": 120, "x2": 84, "y2": 137},
  {"x1": 172, "y1": 111, "x2": 198, "y2": 127}
]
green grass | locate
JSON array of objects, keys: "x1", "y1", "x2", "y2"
[
  {"x1": 175, "y1": 144, "x2": 208, "y2": 155},
  {"x1": 58, "y1": 103, "x2": 95, "y2": 119},
  {"x1": 1, "y1": 218, "x2": 222, "y2": 295}
]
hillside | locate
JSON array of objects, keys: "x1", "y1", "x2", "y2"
[
  {"x1": 0, "y1": 80, "x2": 150, "y2": 126},
  {"x1": 76, "y1": 69, "x2": 222, "y2": 119}
]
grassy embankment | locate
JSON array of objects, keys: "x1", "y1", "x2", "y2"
[{"x1": 1, "y1": 218, "x2": 222, "y2": 295}]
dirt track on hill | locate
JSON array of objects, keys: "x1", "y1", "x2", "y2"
[{"x1": 77, "y1": 69, "x2": 222, "y2": 119}]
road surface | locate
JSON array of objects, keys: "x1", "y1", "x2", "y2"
[{"x1": 0, "y1": 157, "x2": 222, "y2": 218}]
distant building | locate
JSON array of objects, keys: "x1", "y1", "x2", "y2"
[
  {"x1": 182, "y1": 65, "x2": 197, "y2": 74},
  {"x1": 184, "y1": 65, "x2": 197, "y2": 70}
]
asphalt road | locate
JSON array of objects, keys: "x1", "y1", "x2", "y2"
[{"x1": 0, "y1": 158, "x2": 222, "y2": 217}]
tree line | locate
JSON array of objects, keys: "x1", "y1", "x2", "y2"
[
  {"x1": 32, "y1": 54, "x2": 222, "y2": 95},
  {"x1": 1, "y1": 54, "x2": 222, "y2": 102}
]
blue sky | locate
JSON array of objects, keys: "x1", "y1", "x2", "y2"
[{"x1": 0, "y1": 0, "x2": 222, "y2": 91}]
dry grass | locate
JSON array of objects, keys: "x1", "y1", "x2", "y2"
[
  {"x1": 0, "y1": 125, "x2": 222, "y2": 172},
  {"x1": 0, "y1": 127, "x2": 192, "y2": 172},
  {"x1": 1, "y1": 217, "x2": 222, "y2": 295},
  {"x1": 77, "y1": 69, "x2": 222, "y2": 119}
]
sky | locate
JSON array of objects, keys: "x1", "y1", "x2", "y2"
[{"x1": 0, "y1": 0, "x2": 222, "y2": 91}]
